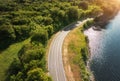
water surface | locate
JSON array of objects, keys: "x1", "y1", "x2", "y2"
[{"x1": 84, "y1": 12, "x2": 120, "y2": 81}]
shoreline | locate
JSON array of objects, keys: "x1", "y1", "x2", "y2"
[
  {"x1": 63, "y1": 19, "x2": 94, "y2": 81},
  {"x1": 94, "y1": 7, "x2": 120, "y2": 28},
  {"x1": 85, "y1": 9, "x2": 120, "y2": 81},
  {"x1": 86, "y1": 37, "x2": 95, "y2": 81}
]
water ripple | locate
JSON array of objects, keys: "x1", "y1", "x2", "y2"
[{"x1": 84, "y1": 12, "x2": 120, "y2": 81}]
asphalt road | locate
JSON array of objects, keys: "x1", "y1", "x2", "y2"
[{"x1": 48, "y1": 21, "x2": 85, "y2": 81}]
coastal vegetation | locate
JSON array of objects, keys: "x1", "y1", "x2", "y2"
[
  {"x1": 64, "y1": 19, "x2": 94, "y2": 81},
  {"x1": 0, "y1": 0, "x2": 119, "y2": 81},
  {"x1": 93, "y1": 0, "x2": 120, "y2": 27}
]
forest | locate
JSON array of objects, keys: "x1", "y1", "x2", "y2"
[{"x1": 0, "y1": 0, "x2": 119, "y2": 81}]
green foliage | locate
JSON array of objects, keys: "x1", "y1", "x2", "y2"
[
  {"x1": 31, "y1": 28, "x2": 48, "y2": 45},
  {"x1": 81, "y1": 48, "x2": 88, "y2": 64},
  {"x1": 43, "y1": 17, "x2": 53, "y2": 25},
  {"x1": 45, "y1": 25, "x2": 54, "y2": 37},
  {"x1": 24, "y1": 59, "x2": 46, "y2": 71},
  {"x1": 9, "y1": 42, "x2": 49, "y2": 81},
  {"x1": 57, "y1": 10, "x2": 66, "y2": 19},
  {"x1": 33, "y1": 16, "x2": 43, "y2": 24},
  {"x1": 13, "y1": 25, "x2": 31, "y2": 40},
  {"x1": 0, "y1": 0, "x2": 101, "y2": 50},
  {"x1": 8, "y1": 59, "x2": 21, "y2": 75},
  {"x1": 33, "y1": 16, "x2": 53, "y2": 25},
  {"x1": 12, "y1": 17, "x2": 30, "y2": 25},
  {"x1": 10, "y1": 72, "x2": 24, "y2": 81},
  {"x1": 18, "y1": 45, "x2": 45, "y2": 64},
  {"x1": 83, "y1": 19, "x2": 94, "y2": 29},
  {"x1": 0, "y1": 24, "x2": 16, "y2": 49},
  {"x1": 0, "y1": 3, "x2": 14, "y2": 11},
  {"x1": 89, "y1": 5, "x2": 103, "y2": 17},
  {"x1": 0, "y1": 17, "x2": 10, "y2": 25},
  {"x1": 68, "y1": 25, "x2": 90, "y2": 81},
  {"x1": 26, "y1": 68, "x2": 50, "y2": 81},
  {"x1": 78, "y1": 1, "x2": 88, "y2": 10},
  {"x1": 0, "y1": 39, "x2": 29, "y2": 81},
  {"x1": 0, "y1": 0, "x2": 110, "y2": 81},
  {"x1": 67, "y1": 7, "x2": 79, "y2": 22}
]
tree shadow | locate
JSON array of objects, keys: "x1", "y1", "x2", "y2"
[
  {"x1": 5, "y1": 58, "x2": 22, "y2": 81},
  {"x1": 62, "y1": 21, "x2": 80, "y2": 32}
]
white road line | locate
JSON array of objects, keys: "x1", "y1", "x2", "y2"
[{"x1": 48, "y1": 19, "x2": 92, "y2": 81}]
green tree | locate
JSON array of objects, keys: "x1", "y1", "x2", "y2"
[
  {"x1": 18, "y1": 44, "x2": 45, "y2": 64},
  {"x1": 12, "y1": 17, "x2": 30, "y2": 25},
  {"x1": 67, "y1": 7, "x2": 79, "y2": 22},
  {"x1": 10, "y1": 72, "x2": 24, "y2": 81},
  {"x1": 9, "y1": 59, "x2": 21, "y2": 75},
  {"x1": 26, "y1": 68, "x2": 50, "y2": 81},
  {"x1": 44, "y1": 25, "x2": 54, "y2": 37},
  {"x1": 31, "y1": 29, "x2": 48, "y2": 45},
  {"x1": 78, "y1": 1, "x2": 88, "y2": 10},
  {"x1": 0, "y1": 24, "x2": 16, "y2": 49},
  {"x1": 43, "y1": 17, "x2": 53, "y2": 25},
  {"x1": 24, "y1": 59, "x2": 46, "y2": 71}
]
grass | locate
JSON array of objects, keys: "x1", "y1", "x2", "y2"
[
  {"x1": 0, "y1": 39, "x2": 30, "y2": 81},
  {"x1": 64, "y1": 21, "x2": 90, "y2": 81}
]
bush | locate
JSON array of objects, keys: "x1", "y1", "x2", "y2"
[
  {"x1": 0, "y1": 4, "x2": 14, "y2": 11},
  {"x1": 20, "y1": 49, "x2": 45, "y2": 63},
  {"x1": 13, "y1": 25, "x2": 31, "y2": 41},
  {"x1": 44, "y1": 25, "x2": 54, "y2": 37},
  {"x1": 0, "y1": 25, "x2": 16, "y2": 49},
  {"x1": 12, "y1": 17, "x2": 30, "y2": 25},
  {"x1": 9, "y1": 42, "x2": 49, "y2": 81},
  {"x1": 31, "y1": 29, "x2": 48, "y2": 45},
  {"x1": 43, "y1": 17, "x2": 53, "y2": 25},
  {"x1": 26, "y1": 68, "x2": 51, "y2": 81},
  {"x1": 10, "y1": 72, "x2": 24, "y2": 81},
  {"x1": 0, "y1": 18, "x2": 9, "y2": 25},
  {"x1": 18, "y1": 44, "x2": 45, "y2": 64},
  {"x1": 6, "y1": 59, "x2": 22, "y2": 81},
  {"x1": 67, "y1": 7, "x2": 79, "y2": 22},
  {"x1": 24, "y1": 59, "x2": 46, "y2": 71},
  {"x1": 33, "y1": 16, "x2": 43, "y2": 24},
  {"x1": 8, "y1": 59, "x2": 22, "y2": 75},
  {"x1": 83, "y1": 20, "x2": 94, "y2": 29},
  {"x1": 78, "y1": 1, "x2": 88, "y2": 10},
  {"x1": 81, "y1": 48, "x2": 88, "y2": 64}
]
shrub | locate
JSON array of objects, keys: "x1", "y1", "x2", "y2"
[
  {"x1": 24, "y1": 59, "x2": 46, "y2": 71},
  {"x1": 83, "y1": 20, "x2": 94, "y2": 29},
  {"x1": 67, "y1": 7, "x2": 79, "y2": 22},
  {"x1": 18, "y1": 44, "x2": 45, "y2": 64},
  {"x1": 33, "y1": 16, "x2": 43, "y2": 24},
  {"x1": 26, "y1": 68, "x2": 51, "y2": 81},
  {"x1": 0, "y1": 25, "x2": 16, "y2": 49},
  {"x1": 13, "y1": 25, "x2": 31, "y2": 41},
  {"x1": 78, "y1": 1, "x2": 88, "y2": 10},
  {"x1": 43, "y1": 17, "x2": 53, "y2": 25},
  {"x1": 8, "y1": 59, "x2": 22, "y2": 75},
  {"x1": 0, "y1": 4, "x2": 14, "y2": 11},
  {"x1": 81, "y1": 48, "x2": 88, "y2": 64},
  {"x1": 10, "y1": 72, "x2": 24, "y2": 81},
  {"x1": 31, "y1": 29, "x2": 48, "y2": 45},
  {"x1": 20, "y1": 49, "x2": 45, "y2": 63},
  {"x1": 44, "y1": 25, "x2": 54, "y2": 37},
  {"x1": 12, "y1": 17, "x2": 30, "y2": 25}
]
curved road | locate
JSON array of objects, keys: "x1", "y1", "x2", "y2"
[{"x1": 48, "y1": 20, "x2": 89, "y2": 81}]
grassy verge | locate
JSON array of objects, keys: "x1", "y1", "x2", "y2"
[
  {"x1": 63, "y1": 20, "x2": 93, "y2": 81},
  {"x1": 0, "y1": 39, "x2": 30, "y2": 81}
]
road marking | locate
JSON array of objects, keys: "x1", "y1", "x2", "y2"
[{"x1": 48, "y1": 19, "x2": 92, "y2": 81}]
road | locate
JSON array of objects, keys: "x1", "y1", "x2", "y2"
[{"x1": 48, "y1": 20, "x2": 88, "y2": 81}]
